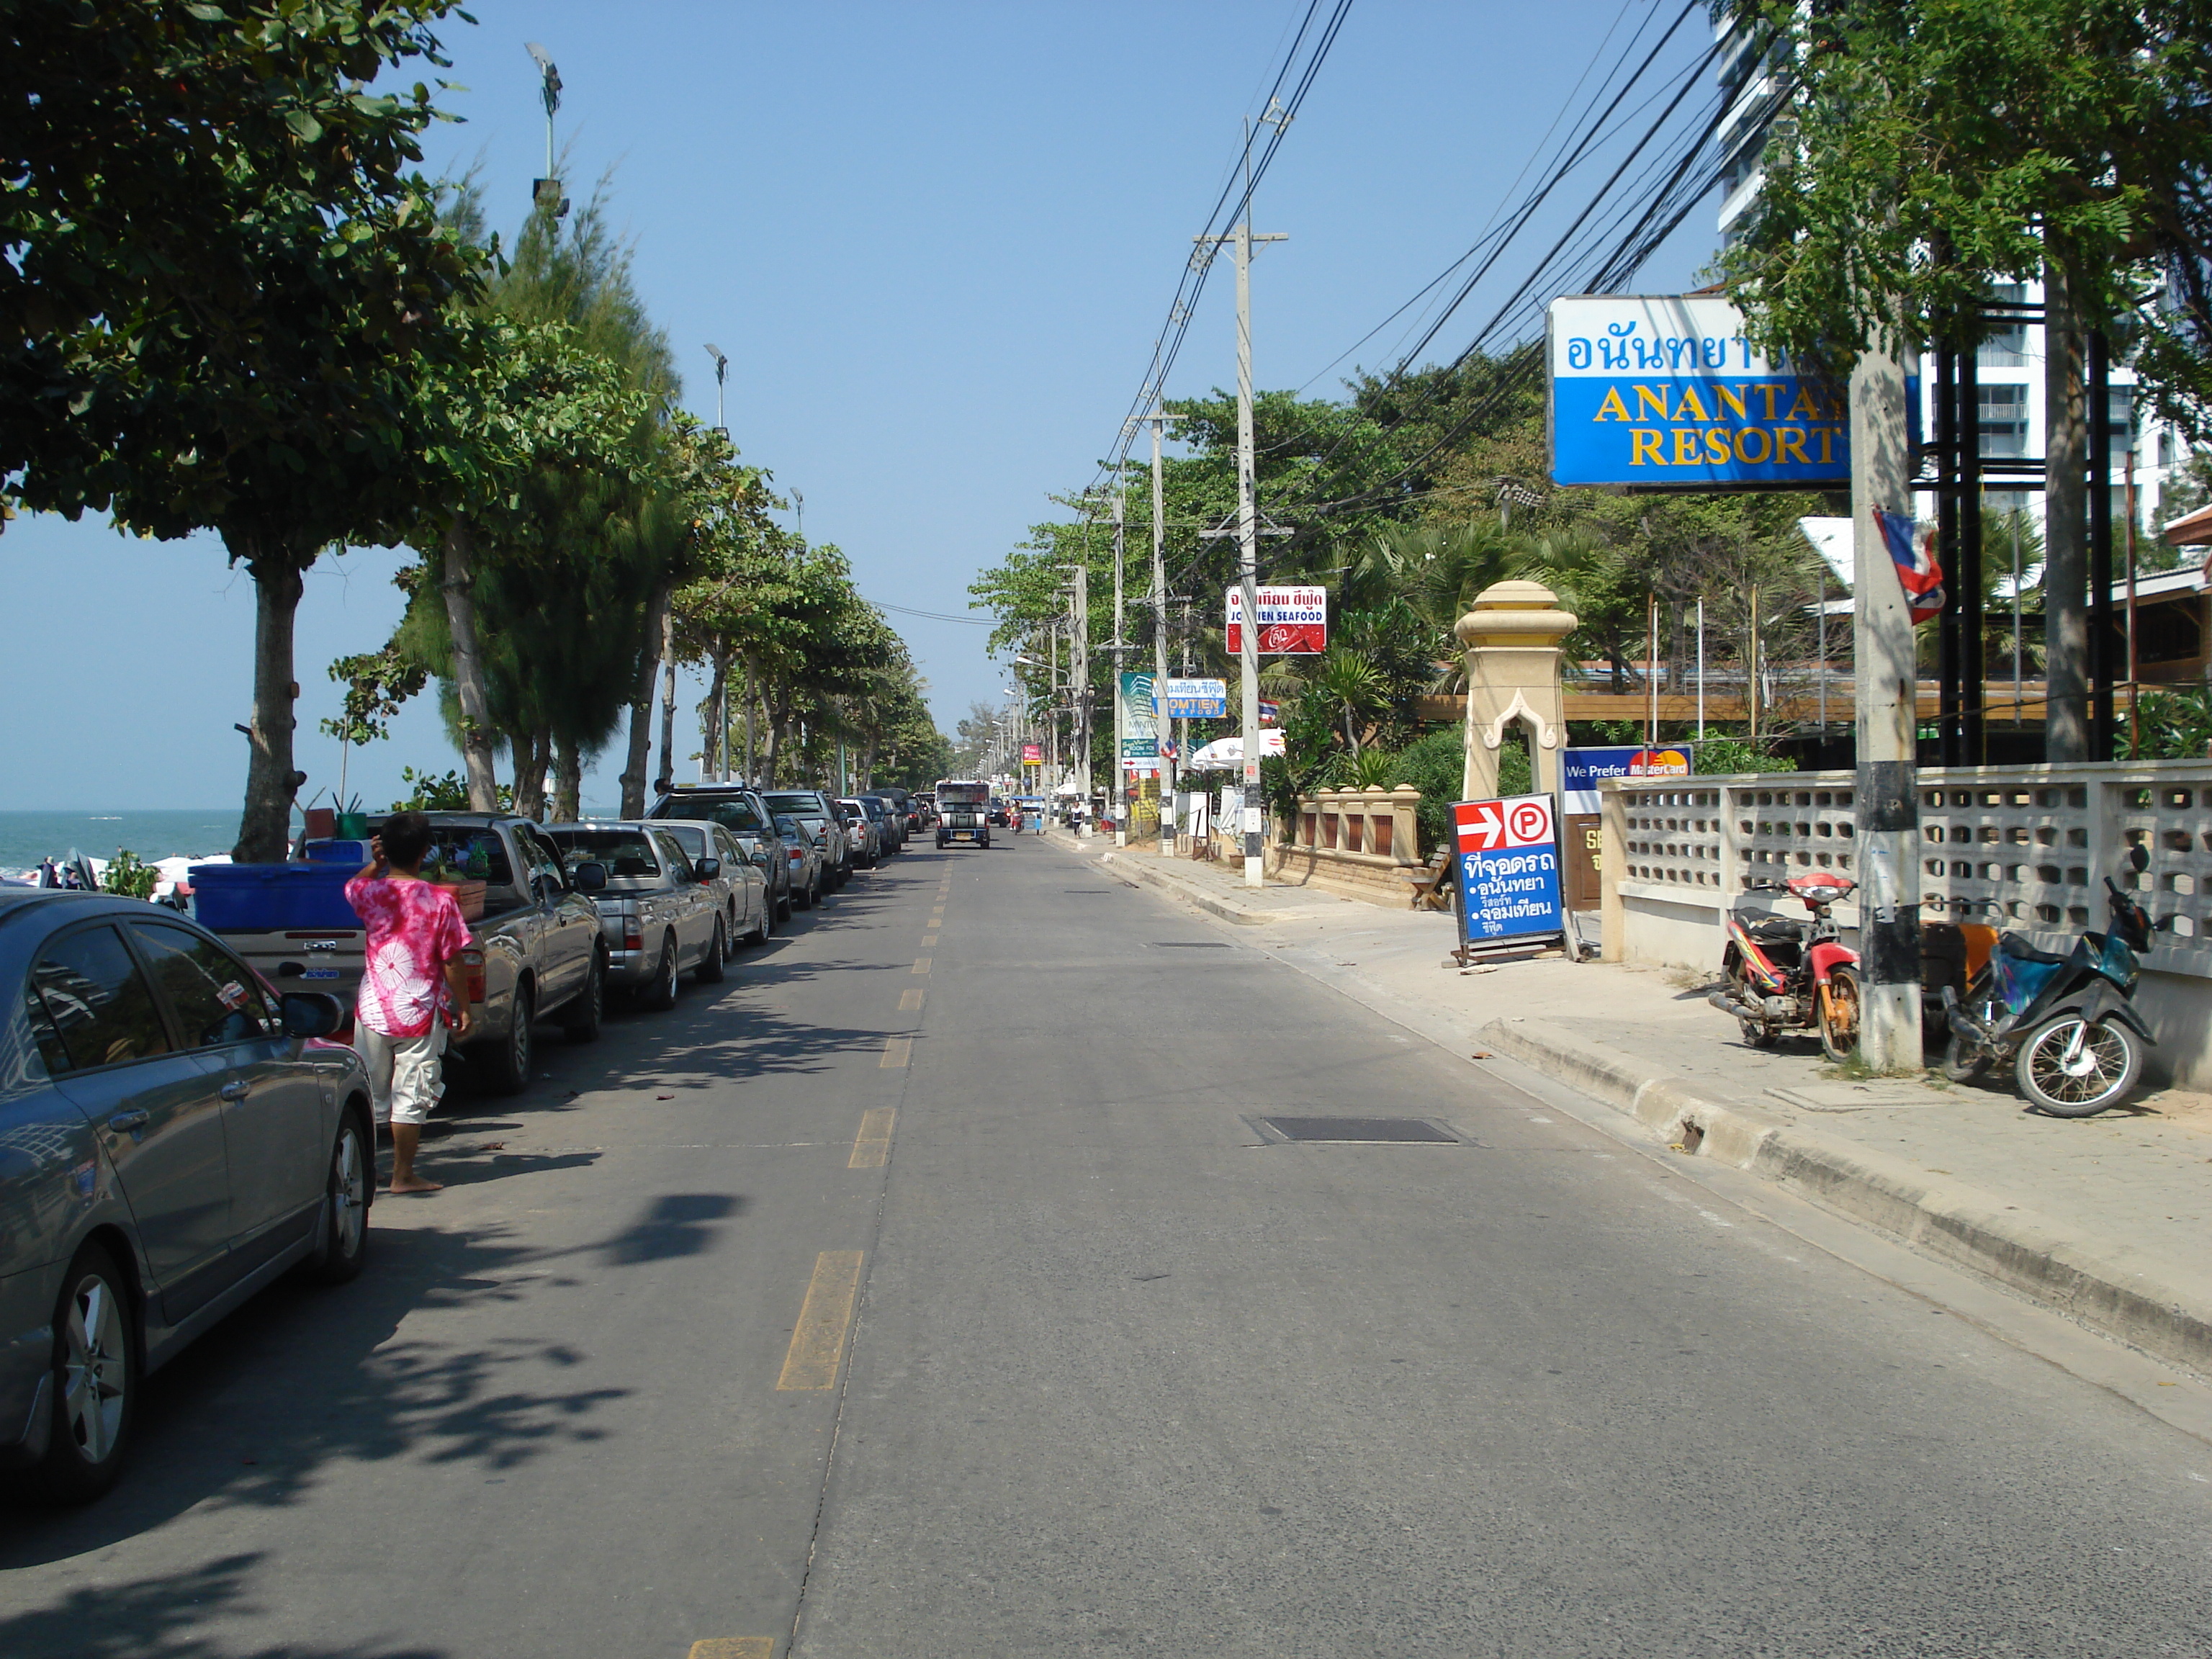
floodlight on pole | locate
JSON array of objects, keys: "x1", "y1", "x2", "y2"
[
  {"x1": 525, "y1": 43, "x2": 567, "y2": 217},
  {"x1": 703, "y1": 343, "x2": 728, "y2": 436}
]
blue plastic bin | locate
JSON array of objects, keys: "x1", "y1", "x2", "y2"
[
  {"x1": 189, "y1": 863, "x2": 361, "y2": 930},
  {"x1": 302, "y1": 839, "x2": 373, "y2": 865}
]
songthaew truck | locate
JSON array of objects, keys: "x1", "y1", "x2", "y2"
[{"x1": 933, "y1": 780, "x2": 993, "y2": 848}]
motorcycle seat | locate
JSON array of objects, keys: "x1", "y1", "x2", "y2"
[
  {"x1": 1998, "y1": 932, "x2": 2069, "y2": 966},
  {"x1": 1743, "y1": 916, "x2": 1804, "y2": 943}
]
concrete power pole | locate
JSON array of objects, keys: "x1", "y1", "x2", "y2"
[
  {"x1": 1146, "y1": 408, "x2": 1174, "y2": 855},
  {"x1": 1071, "y1": 561, "x2": 1092, "y2": 818},
  {"x1": 1112, "y1": 487, "x2": 1128, "y2": 847},
  {"x1": 1850, "y1": 333, "x2": 1923, "y2": 1071},
  {"x1": 1196, "y1": 156, "x2": 1286, "y2": 888}
]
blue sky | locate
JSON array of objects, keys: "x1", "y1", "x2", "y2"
[{"x1": 1, "y1": 0, "x2": 1719, "y2": 813}]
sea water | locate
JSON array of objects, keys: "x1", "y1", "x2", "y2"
[{"x1": 0, "y1": 809, "x2": 241, "y2": 877}]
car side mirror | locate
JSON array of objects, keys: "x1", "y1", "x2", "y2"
[
  {"x1": 572, "y1": 860, "x2": 608, "y2": 894},
  {"x1": 281, "y1": 992, "x2": 346, "y2": 1039},
  {"x1": 750, "y1": 850, "x2": 771, "y2": 868},
  {"x1": 696, "y1": 856, "x2": 721, "y2": 880}
]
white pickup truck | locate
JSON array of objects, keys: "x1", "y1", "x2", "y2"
[{"x1": 202, "y1": 814, "x2": 610, "y2": 1094}]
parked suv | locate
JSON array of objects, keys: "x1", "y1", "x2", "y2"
[
  {"x1": 648, "y1": 786, "x2": 795, "y2": 922},
  {"x1": 762, "y1": 790, "x2": 850, "y2": 889}
]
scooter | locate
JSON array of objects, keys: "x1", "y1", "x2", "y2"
[
  {"x1": 1708, "y1": 871, "x2": 1863, "y2": 1061},
  {"x1": 1939, "y1": 847, "x2": 2159, "y2": 1116}
]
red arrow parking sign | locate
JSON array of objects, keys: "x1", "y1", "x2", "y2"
[{"x1": 1455, "y1": 793, "x2": 1555, "y2": 852}]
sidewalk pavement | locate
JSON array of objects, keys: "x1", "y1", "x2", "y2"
[{"x1": 1050, "y1": 827, "x2": 2212, "y2": 1373}]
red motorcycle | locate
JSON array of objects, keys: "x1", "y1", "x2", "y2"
[{"x1": 1708, "y1": 871, "x2": 1862, "y2": 1061}]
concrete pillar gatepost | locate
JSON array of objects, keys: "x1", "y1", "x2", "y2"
[{"x1": 1454, "y1": 580, "x2": 1578, "y2": 801}]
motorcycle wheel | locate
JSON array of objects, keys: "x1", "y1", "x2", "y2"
[
  {"x1": 2015, "y1": 1015, "x2": 2141, "y2": 1117},
  {"x1": 1818, "y1": 966, "x2": 1861, "y2": 1063},
  {"x1": 1941, "y1": 1030, "x2": 1992, "y2": 1084}
]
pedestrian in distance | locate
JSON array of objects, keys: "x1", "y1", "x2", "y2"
[{"x1": 346, "y1": 811, "x2": 474, "y2": 1194}]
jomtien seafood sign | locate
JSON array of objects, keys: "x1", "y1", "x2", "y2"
[
  {"x1": 1225, "y1": 585, "x2": 1327, "y2": 655},
  {"x1": 1546, "y1": 295, "x2": 1851, "y2": 490}
]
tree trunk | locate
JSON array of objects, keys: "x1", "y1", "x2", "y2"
[
  {"x1": 2044, "y1": 249, "x2": 2090, "y2": 763},
  {"x1": 440, "y1": 520, "x2": 502, "y2": 809},
  {"x1": 703, "y1": 647, "x2": 728, "y2": 779},
  {"x1": 511, "y1": 730, "x2": 549, "y2": 820},
  {"x1": 742, "y1": 652, "x2": 759, "y2": 783},
  {"x1": 862, "y1": 733, "x2": 878, "y2": 790},
  {"x1": 227, "y1": 529, "x2": 307, "y2": 863},
  {"x1": 655, "y1": 606, "x2": 678, "y2": 793},
  {"x1": 552, "y1": 734, "x2": 583, "y2": 822},
  {"x1": 620, "y1": 582, "x2": 669, "y2": 815},
  {"x1": 761, "y1": 692, "x2": 786, "y2": 784}
]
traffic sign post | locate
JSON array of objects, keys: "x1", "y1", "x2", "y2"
[{"x1": 1451, "y1": 793, "x2": 1565, "y2": 958}]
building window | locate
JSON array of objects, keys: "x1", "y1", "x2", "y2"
[
  {"x1": 1979, "y1": 384, "x2": 2030, "y2": 457},
  {"x1": 1979, "y1": 284, "x2": 2028, "y2": 365}
]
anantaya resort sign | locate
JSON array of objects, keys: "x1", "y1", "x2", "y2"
[{"x1": 1546, "y1": 295, "x2": 1850, "y2": 490}]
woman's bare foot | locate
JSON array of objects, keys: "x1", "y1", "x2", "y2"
[{"x1": 387, "y1": 1175, "x2": 443, "y2": 1194}]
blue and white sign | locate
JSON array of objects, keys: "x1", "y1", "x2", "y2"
[
  {"x1": 1562, "y1": 745, "x2": 1694, "y2": 814},
  {"x1": 1452, "y1": 793, "x2": 1564, "y2": 948},
  {"x1": 1547, "y1": 295, "x2": 1851, "y2": 489},
  {"x1": 1162, "y1": 677, "x2": 1229, "y2": 719}
]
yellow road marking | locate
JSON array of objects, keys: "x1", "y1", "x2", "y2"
[
  {"x1": 688, "y1": 1640, "x2": 774, "y2": 1659},
  {"x1": 912, "y1": 957, "x2": 931, "y2": 974},
  {"x1": 900, "y1": 988, "x2": 924, "y2": 1010},
  {"x1": 921, "y1": 933, "x2": 938, "y2": 946},
  {"x1": 880, "y1": 1035, "x2": 911, "y2": 1069},
  {"x1": 778, "y1": 1251, "x2": 863, "y2": 1390},
  {"x1": 849, "y1": 1107, "x2": 896, "y2": 1168}
]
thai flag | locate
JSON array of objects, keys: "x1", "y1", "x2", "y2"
[{"x1": 1878, "y1": 509, "x2": 1946, "y2": 624}]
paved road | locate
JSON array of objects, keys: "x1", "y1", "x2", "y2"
[{"x1": 4, "y1": 834, "x2": 2211, "y2": 1658}]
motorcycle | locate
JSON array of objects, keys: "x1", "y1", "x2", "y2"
[
  {"x1": 1938, "y1": 846, "x2": 2159, "y2": 1116},
  {"x1": 1708, "y1": 871, "x2": 1863, "y2": 1061}
]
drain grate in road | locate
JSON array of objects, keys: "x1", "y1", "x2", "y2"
[{"x1": 1261, "y1": 1115, "x2": 1457, "y2": 1143}]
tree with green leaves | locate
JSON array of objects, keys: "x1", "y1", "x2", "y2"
[{"x1": 4, "y1": 0, "x2": 487, "y2": 860}]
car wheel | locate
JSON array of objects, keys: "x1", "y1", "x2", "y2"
[
  {"x1": 697, "y1": 919, "x2": 727, "y2": 984},
  {"x1": 480, "y1": 980, "x2": 534, "y2": 1095},
  {"x1": 309, "y1": 1110, "x2": 372, "y2": 1285},
  {"x1": 796, "y1": 875, "x2": 814, "y2": 911},
  {"x1": 723, "y1": 906, "x2": 741, "y2": 958},
  {"x1": 19, "y1": 1241, "x2": 140, "y2": 1505},
  {"x1": 749, "y1": 899, "x2": 772, "y2": 944},
  {"x1": 775, "y1": 886, "x2": 793, "y2": 923},
  {"x1": 562, "y1": 950, "x2": 605, "y2": 1043},
  {"x1": 644, "y1": 935, "x2": 681, "y2": 1010}
]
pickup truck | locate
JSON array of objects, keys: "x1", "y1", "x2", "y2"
[{"x1": 199, "y1": 814, "x2": 610, "y2": 1096}]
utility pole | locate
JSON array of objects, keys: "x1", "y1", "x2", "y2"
[
  {"x1": 1071, "y1": 562, "x2": 1092, "y2": 821},
  {"x1": 1145, "y1": 408, "x2": 1174, "y2": 855},
  {"x1": 1112, "y1": 487, "x2": 1128, "y2": 847},
  {"x1": 1195, "y1": 111, "x2": 1288, "y2": 888},
  {"x1": 1850, "y1": 331, "x2": 1923, "y2": 1071}
]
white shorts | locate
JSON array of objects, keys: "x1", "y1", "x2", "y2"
[{"x1": 355, "y1": 1022, "x2": 449, "y2": 1127}]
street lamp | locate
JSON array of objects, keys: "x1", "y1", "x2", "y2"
[
  {"x1": 703, "y1": 343, "x2": 728, "y2": 437},
  {"x1": 524, "y1": 43, "x2": 567, "y2": 218}
]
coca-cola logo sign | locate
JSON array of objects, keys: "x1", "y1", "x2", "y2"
[{"x1": 1224, "y1": 585, "x2": 1327, "y2": 655}]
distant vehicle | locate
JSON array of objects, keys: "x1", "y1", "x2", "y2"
[
  {"x1": 647, "y1": 786, "x2": 795, "y2": 922},
  {"x1": 935, "y1": 779, "x2": 993, "y2": 848},
  {"x1": 837, "y1": 799, "x2": 881, "y2": 868},
  {"x1": 987, "y1": 797, "x2": 1014, "y2": 828},
  {"x1": 545, "y1": 823, "x2": 729, "y2": 1007},
  {"x1": 198, "y1": 813, "x2": 608, "y2": 1097},
  {"x1": 0, "y1": 891, "x2": 371, "y2": 1501},
  {"x1": 853, "y1": 793, "x2": 902, "y2": 854}
]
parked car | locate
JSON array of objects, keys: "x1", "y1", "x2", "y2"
[
  {"x1": 857, "y1": 792, "x2": 905, "y2": 851},
  {"x1": 198, "y1": 813, "x2": 608, "y2": 1097},
  {"x1": 545, "y1": 823, "x2": 727, "y2": 1007},
  {"x1": 771, "y1": 814, "x2": 826, "y2": 909},
  {"x1": 838, "y1": 798, "x2": 882, "y2": 867},
  {"x1": 648, "y1": 786, "x2": 795, "y2": 923},
  {"x1": 763, "y1": 790, "x2": 850, "y2": 888},
  {"x1": 650, "y1": 819, "x2": 770, "y2": 950},
  {"x1": 0, "y1": 890, "x2": 372, "y2": 1501}
]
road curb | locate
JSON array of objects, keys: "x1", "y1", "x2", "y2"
[
  {"x1": 1093, "y1": 848, "x2": 1279, "y2": 926},
  {"x1": 1480, "y1": 1015, "x2": 2212, "y2": 1375}
]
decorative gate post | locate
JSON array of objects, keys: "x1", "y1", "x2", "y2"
[{"x1": 1455, "y1": 579, "x2": 1578, "y2": 800}]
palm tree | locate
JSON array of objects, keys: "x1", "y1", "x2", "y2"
[{"x1": 1306, "y1": 646, "x2": 1385, "y2": 755}]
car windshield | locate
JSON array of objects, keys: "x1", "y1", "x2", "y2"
[
  {"x1": 764, "y1": 792, "x2": 820, "y2": 814},
  {"x1": 656, "y1": 795, "x2": 767, "y2": 835},
  {"x1": 547, "y1": 827, "x2": 661, "y2": 878}
]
